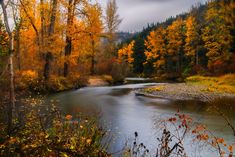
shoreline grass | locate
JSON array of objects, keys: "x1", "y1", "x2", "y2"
[{"x1": 186, "y1": 74, "x2": 235, "y2": 94}]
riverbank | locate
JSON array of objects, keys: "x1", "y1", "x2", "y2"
[
  {"x1": 12, "y1": 71, "x2": 117, "y2": 94},
  {"x1": 135, "y1": 75, "x2": 235, "y2": 102},
  {"x1": 87, "y1": 75, "x2": 114, "y2": 87}
]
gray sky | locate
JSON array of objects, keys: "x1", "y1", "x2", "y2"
[{"x1": 97, "y1": 0, "x2": 207, "y2": 32}]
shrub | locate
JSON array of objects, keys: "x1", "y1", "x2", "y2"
[
  {"x1": 102, "y1": 75, "x2": 113, "y2": 84},
  {"x1": 182, "y1": 66, "x2": 192, "y2": 78},
  {"x1": 47, "y1": 76, "x2": 73, "y2": 92},
  {"x1": 0, "y1": 102, "x2": 109, "y2": 157},
  {"x1": 110, "y1": 62, "x2": 128, "y2": 83},
  {"x1": 123, "y1": 112, "x2": 235, "y2": 157},
  {"x1": 15, "y1": 70, "x2": 39, "y2": 90},
  {"x1": 68, "y1": 74, "x2": 88, "y2": 89}
]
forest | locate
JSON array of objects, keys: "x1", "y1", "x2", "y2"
[
  {"x1": 0, "y1": 0, "x2": 124, "y2": 93},
  {"x1": 0, "y1": 0, "x2": 235, "y2": 156},
  {"x1": 118, "y1": 1, "x2": 235, "y2": 79}
]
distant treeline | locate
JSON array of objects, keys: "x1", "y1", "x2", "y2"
[{"x1": 118, "y1": 0, "x2": 235, "y2": 78}]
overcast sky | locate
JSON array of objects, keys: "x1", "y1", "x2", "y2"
[{"x1": 97, "y1": 0, "x2": 207, "y2": 32}]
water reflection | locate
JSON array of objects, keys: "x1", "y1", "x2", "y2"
[{"x1": 46, "y1": 83, "x2": 235, "y2": 157}]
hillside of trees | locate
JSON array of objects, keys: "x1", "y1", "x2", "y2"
[{"x1": 118, "y1": 0, "x2": 235, "y2": 79}]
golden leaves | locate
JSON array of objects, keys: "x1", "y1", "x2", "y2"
[
  {"x1": 184, "y1": 15, "x2": 198, "y2": 58},
  {"x1": 202, "y1": 0, "x2": 233, "y2": 66},
  {"x1": 118, "y1": 40, "x2": 135, "y2": 65},
  {"x1": 166, "y1": 18, "x2": 184, "y2": 56},
  {"x1": 144, "y1": 27, "x2": 166, "y2": 68}
]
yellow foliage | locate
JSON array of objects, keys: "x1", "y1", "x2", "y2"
[
  {"x1": 184, "y1": 15, "x2": 199, "y2": 63},
  {"x1": 202, "y1": 0, "x2": 233, "y2": 65},
  {"x1": 186, "y1": 74, "x2": 235, "y2": 93},
  {"x1": 144, "y1": 85, "x2": 165, "y2": 93},
  {"x1": 153, "y1": 86, "x2": 165, "y2": 91},
  {"x1": 47, "y1": 76, "x2": 73, "y2": 92},
  {"x1": 102, "y1": 75, "x2": 113, "y2": 83},
  {"x1": 15, "y1": 70, "x2": 39, "y2": 90},
  {"x1": 144, "y1": 27, "x2": 166, "y2": 68},
  {"x1": 21, "y1": 70, "x2": 38, "y2": 81},
  {"x1": 118, "y1": 41, "x2": 135, "y2": 65},
  {"x1": 167, "y1": 18, "x2": 184, "y2": 56}
]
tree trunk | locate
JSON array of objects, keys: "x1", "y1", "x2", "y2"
[
  {"x1": 8, "y1": 46, "x2": 15, "y2": 133},
  {"x1": 40, "y1": 0, "x2": 45, "y2": 49},
  {"x1": 43, "y1": 0, "x2": 58, "y2": 80},
  {"x1": 16, "y1": 25, "x2": 21, "y2": 70},
  {"x1": 43, "y1": 52, "x2": 52, "y2": 80},
  {"x1": 90, "y1": 38, "x2": 95, "y2": 75},
  {"x1": 64, "y1": 0, "x2": 74, "y2": 77},
  {"x1": 48, "y1": 0, "x2": 57, "y2": 36},
  {"x1": 63, "y1": 37, "x2": 72, "y2": 77},
  {"x1": 12, "y1": 4, "x2": 22, "y2": 71},
  {"x1": 196, "y1": 50, "x2": 199, "y2": 66},
  {"x1": 177, "y1": 49, "x2": 182, "y2": 75},
  {"x1": 0, "y1": 0, "x2": 16, "y2": 134}
]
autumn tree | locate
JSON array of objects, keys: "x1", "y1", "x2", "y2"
[
  {"x1": 63, "y1": 0, "x2": 77, "y2": 77},
  {"x1": 0, "y1": 0, "x2": 16, "y2": 133},
  {"x1": 19, "y1": 0, "x2": 40, "y2": 46},
  {"x1": 104, "y1": 0, "x2": 122, "y2": 56},
  {"x1": 144, "y1": 26, "x2": 166, "y2": 72},
  {"x1": 43, "y1": 0, "x2": 58, "y2": 80},
  {"x1": 19, "y1": 0, "x2": 44, "y2": 72},
  {"x1": 82, "y1": 2, "x2": 103, "y2": 75},
  {"x1": 11, "y1": 0, "x2": 22, "y2": 70},
  {"x1": 118, "y1": 40, "x2": 135, "y2": 66},
  {"x1": 17, "y1": 0, "x2": 105, "y2": 78},
  {"x1": 184, "y1": 15, "x2": 200, "y2": 67},
  {"x1": 202, "y1": 0, "x2": 233, "y2": 71},
  {"x1": 0, "y1": 19, "x2": 8, "y2": 57},
  {"x1": 166, "y1": 18, "x2": 185, "y2": 74}
]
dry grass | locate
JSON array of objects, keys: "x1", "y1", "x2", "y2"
[
  {"x1": 186, "y1": 74, "x2": 235, "y2": 93},
  {"x1": 144, "y1": 85, "x2": 165, "y2": 93}
]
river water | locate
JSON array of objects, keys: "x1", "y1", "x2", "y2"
[{"x1": 46, "y1": 83, "x2": 235, "y2": 157}]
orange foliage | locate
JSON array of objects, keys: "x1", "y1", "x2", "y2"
[
  {"x1": 118, "y1": 40, "x2": 135, "y2": 65},
  {"x1": 164, "y1": 112, "x2": 234, "y2": 157},
  {"x1": 65, "y1": 114, "x2": 73, "y2": 120},
  {"x1": 144, "y1": 27, "x2": 166, "y2": 68},
  {"x1": 12, "y1": 0, "x2": 105, "y2": 80},
  {"x1": 166, "y1": 18, "x2": 184, "y2": 56}
]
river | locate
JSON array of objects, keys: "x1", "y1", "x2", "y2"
[{"x1": 46, "y1": 83, "x2": 235, "y2": 157}]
